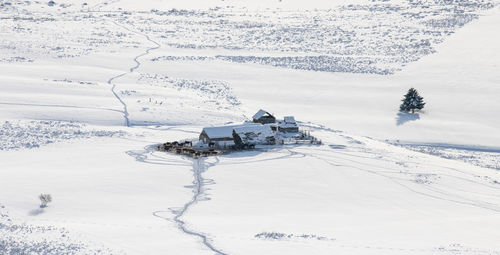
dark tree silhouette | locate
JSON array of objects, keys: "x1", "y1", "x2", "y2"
[{"x1": 400, "y1": 88, "x2": 425, "y2": 114}]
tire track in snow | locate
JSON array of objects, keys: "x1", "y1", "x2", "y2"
[
  {"x1": 298, "y1": 121, "x2": 500, "y2": 207},
  {"x1": 171, "y1": 158, "x2": 228, "y2": 255},
  {"x1": 294, "y1": 147, "x2": 500, "y2": 213},
  {"x1": 280, "y1": 121, "x2": 500, "y2": 212},
  {"x1": 126, "y1": 145, "x2": 191, "y2": 167},
  {"x1": 107, "y1": 20, "x2": 161, "y2": 127},
  {"x1": 302, "y1": 121, "x2": 500, "y2": 189}
]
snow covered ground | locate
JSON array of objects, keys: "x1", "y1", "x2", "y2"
[{"x1": 1, "y1": 0, "x2": 500, "y2": 254}]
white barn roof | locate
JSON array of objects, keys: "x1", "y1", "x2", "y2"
[
  {"x1": 284, "y1": 116, "x2": 296, "y2": 123},
  {"x1": 202, "y1": 123, "x2": 261, "y2": 139},
  {"x1": 233, "y1": 124, "x2": 274, "y2": 137},
  {"x1": 252, "y1": 109, "x2": 271, "y2": 120},
  {"x1": 279, "y1": 123, "x2": 298, "y2": 128},
  {"x1": 234, "y1": 124, "x2": 274, "y2": 144}
]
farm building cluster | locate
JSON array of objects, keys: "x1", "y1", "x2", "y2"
[
  {"x1": 157, "y1": 110, "x2": 320, "y2": 157},
  {"x1": 199, "y1": 109, "x2": 313, "y2": 148}
]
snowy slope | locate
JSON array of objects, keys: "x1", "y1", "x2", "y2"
[
  {"x1": 190, "y1": 130, "x2": 500, "y2": 254},
  {"x1": 1, "y1": 0, "x2": 500, "y2": 254},
  {"x1": 154, "y1": 4, "x2": 500, "y2": 147}
]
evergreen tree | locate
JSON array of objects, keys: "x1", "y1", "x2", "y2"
[{"x1": 399, "y1": 88, "x2": 425, "y2": 114}]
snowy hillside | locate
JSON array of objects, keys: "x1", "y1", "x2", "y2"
[{"x1": 1, "y1": 0, "x2": 500, "y2": 254}]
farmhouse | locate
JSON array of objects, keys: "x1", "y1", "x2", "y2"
[{"x1": 252, "y1": 109, "x2": 276, "y2": 124}]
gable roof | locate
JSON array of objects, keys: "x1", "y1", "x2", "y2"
[
  {"x1": 279, "y1": 123, "x2": 298, "y2": 129},
  {"x1": 252, "y1": 109, "x2": 273, "y2": 120},
  {"x1": 233, "y1": 124, "x2": 274, "y2": 144},
  {"x1": 233, "y1": 124, "x2": 273, "y2": 136},
  {"x1": 284, "y1": 116, "x2": 296, "y2": 123},
  {"x1": 202, "y1": 123, "x2": 261, "y2": 139}
]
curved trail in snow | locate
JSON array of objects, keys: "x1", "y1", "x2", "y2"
[
  {"x1": 171, "y1": 158, "x2": 228, "y2": 255},
  {"x1": 287, "y1": 142, "x2": 500, "y2": 213},
  {"x1": 107, "y1": 72, "x2": 130, "y2": 127},
  {"x1": 284, "y1": 121, "x2": 500, "y2": 213},
  {"x1": 109, "y1": 15, "x2": 225, "y2": 249},
  {"x1": 127, "y1": 146, "x2": 226, "y2": 254},
  {"x1": 107, "y1": 20, "x2": 161, "y2": 127}
]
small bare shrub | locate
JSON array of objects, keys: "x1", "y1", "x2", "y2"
[{"x1": 39, "y1": 194, "x2": 52, "y2": 208}]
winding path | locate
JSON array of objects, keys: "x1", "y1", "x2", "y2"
[
  {"x1": 104, "y1": 12, "x2": 227, "y2": 251},
  {"x1": 127, "y1": 146, "x2": 227, "y2": 254},
  {"x1": 106, "y1": 20, "x2": 161, "y2": 127},
  {"x1": 171, "y1": 158, "x2": 228, "y2": 255}
]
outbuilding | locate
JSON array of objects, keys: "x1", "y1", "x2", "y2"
[
  {"x1": 252, "y1": 109, "x2": 276, "y2": 124},
  {"x1": 278, "y1": 116, "x2": 299, "y2": 133}
]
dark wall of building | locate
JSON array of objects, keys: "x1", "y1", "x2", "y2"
[
  {"x1": 232, "y1": 130, "x2": 244, "y2": 148},
  {"x1": 278, "y1": 126, "x2": 299, "y2": 133},
  {"x1": 253, "y1": 116, "x2": 276, "y2": 124},
  {"x1": 199, "y1": 131, "x2": 209, "y2": 143}
]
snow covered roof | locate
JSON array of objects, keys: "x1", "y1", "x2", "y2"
[
  {"x1": 202, "y1": 123, "x2": 261, "y2": 139},
  {"x1": 279, "y1": 123, "x2": 298, "y2": 128},
  {"x1": 234, "y1": 124, "x2": 275, "y2": 144},
  {"x1": 252, "y1": 109, "x2": 272, "y2": 120},
  {"x1": 284, "y1": 116, "x2": 296, "y2": 123},
  {"x1": 233, "y1": 124, "x2": 274, "y2": 137}
]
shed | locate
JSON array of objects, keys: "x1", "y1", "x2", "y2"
[
  {"x1": 252, "y1": 109, "x2": 276, "y2": 124},
  {"x1": 278, "y1": 116, "x2": 299, "y2": 133}
]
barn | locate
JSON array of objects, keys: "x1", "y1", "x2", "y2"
[
  {"x1": 232, "y1": 124, "x2": 275, "y2": 148},
  {"x1": 252, "y1": 109, "x2": 276, "y2": 124},
  {"x1": 199, "y1": 123, "x2": 262, "y2": 147}
]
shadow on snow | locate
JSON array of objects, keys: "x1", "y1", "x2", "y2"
[{"x1": 396, "y1": 112, "x2": 420, "y2": 126}]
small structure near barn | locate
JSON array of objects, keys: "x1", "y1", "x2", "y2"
[
  {"x1": 252, "y1": 109, "x2": 276, "y2": 124},
  {"x1": 279, "y1": 116, "x2": 299, "y2": 133}
]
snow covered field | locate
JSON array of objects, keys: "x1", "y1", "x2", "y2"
[{"x1": 1, "y1": 0, "x2": 500, "y2": 254}]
